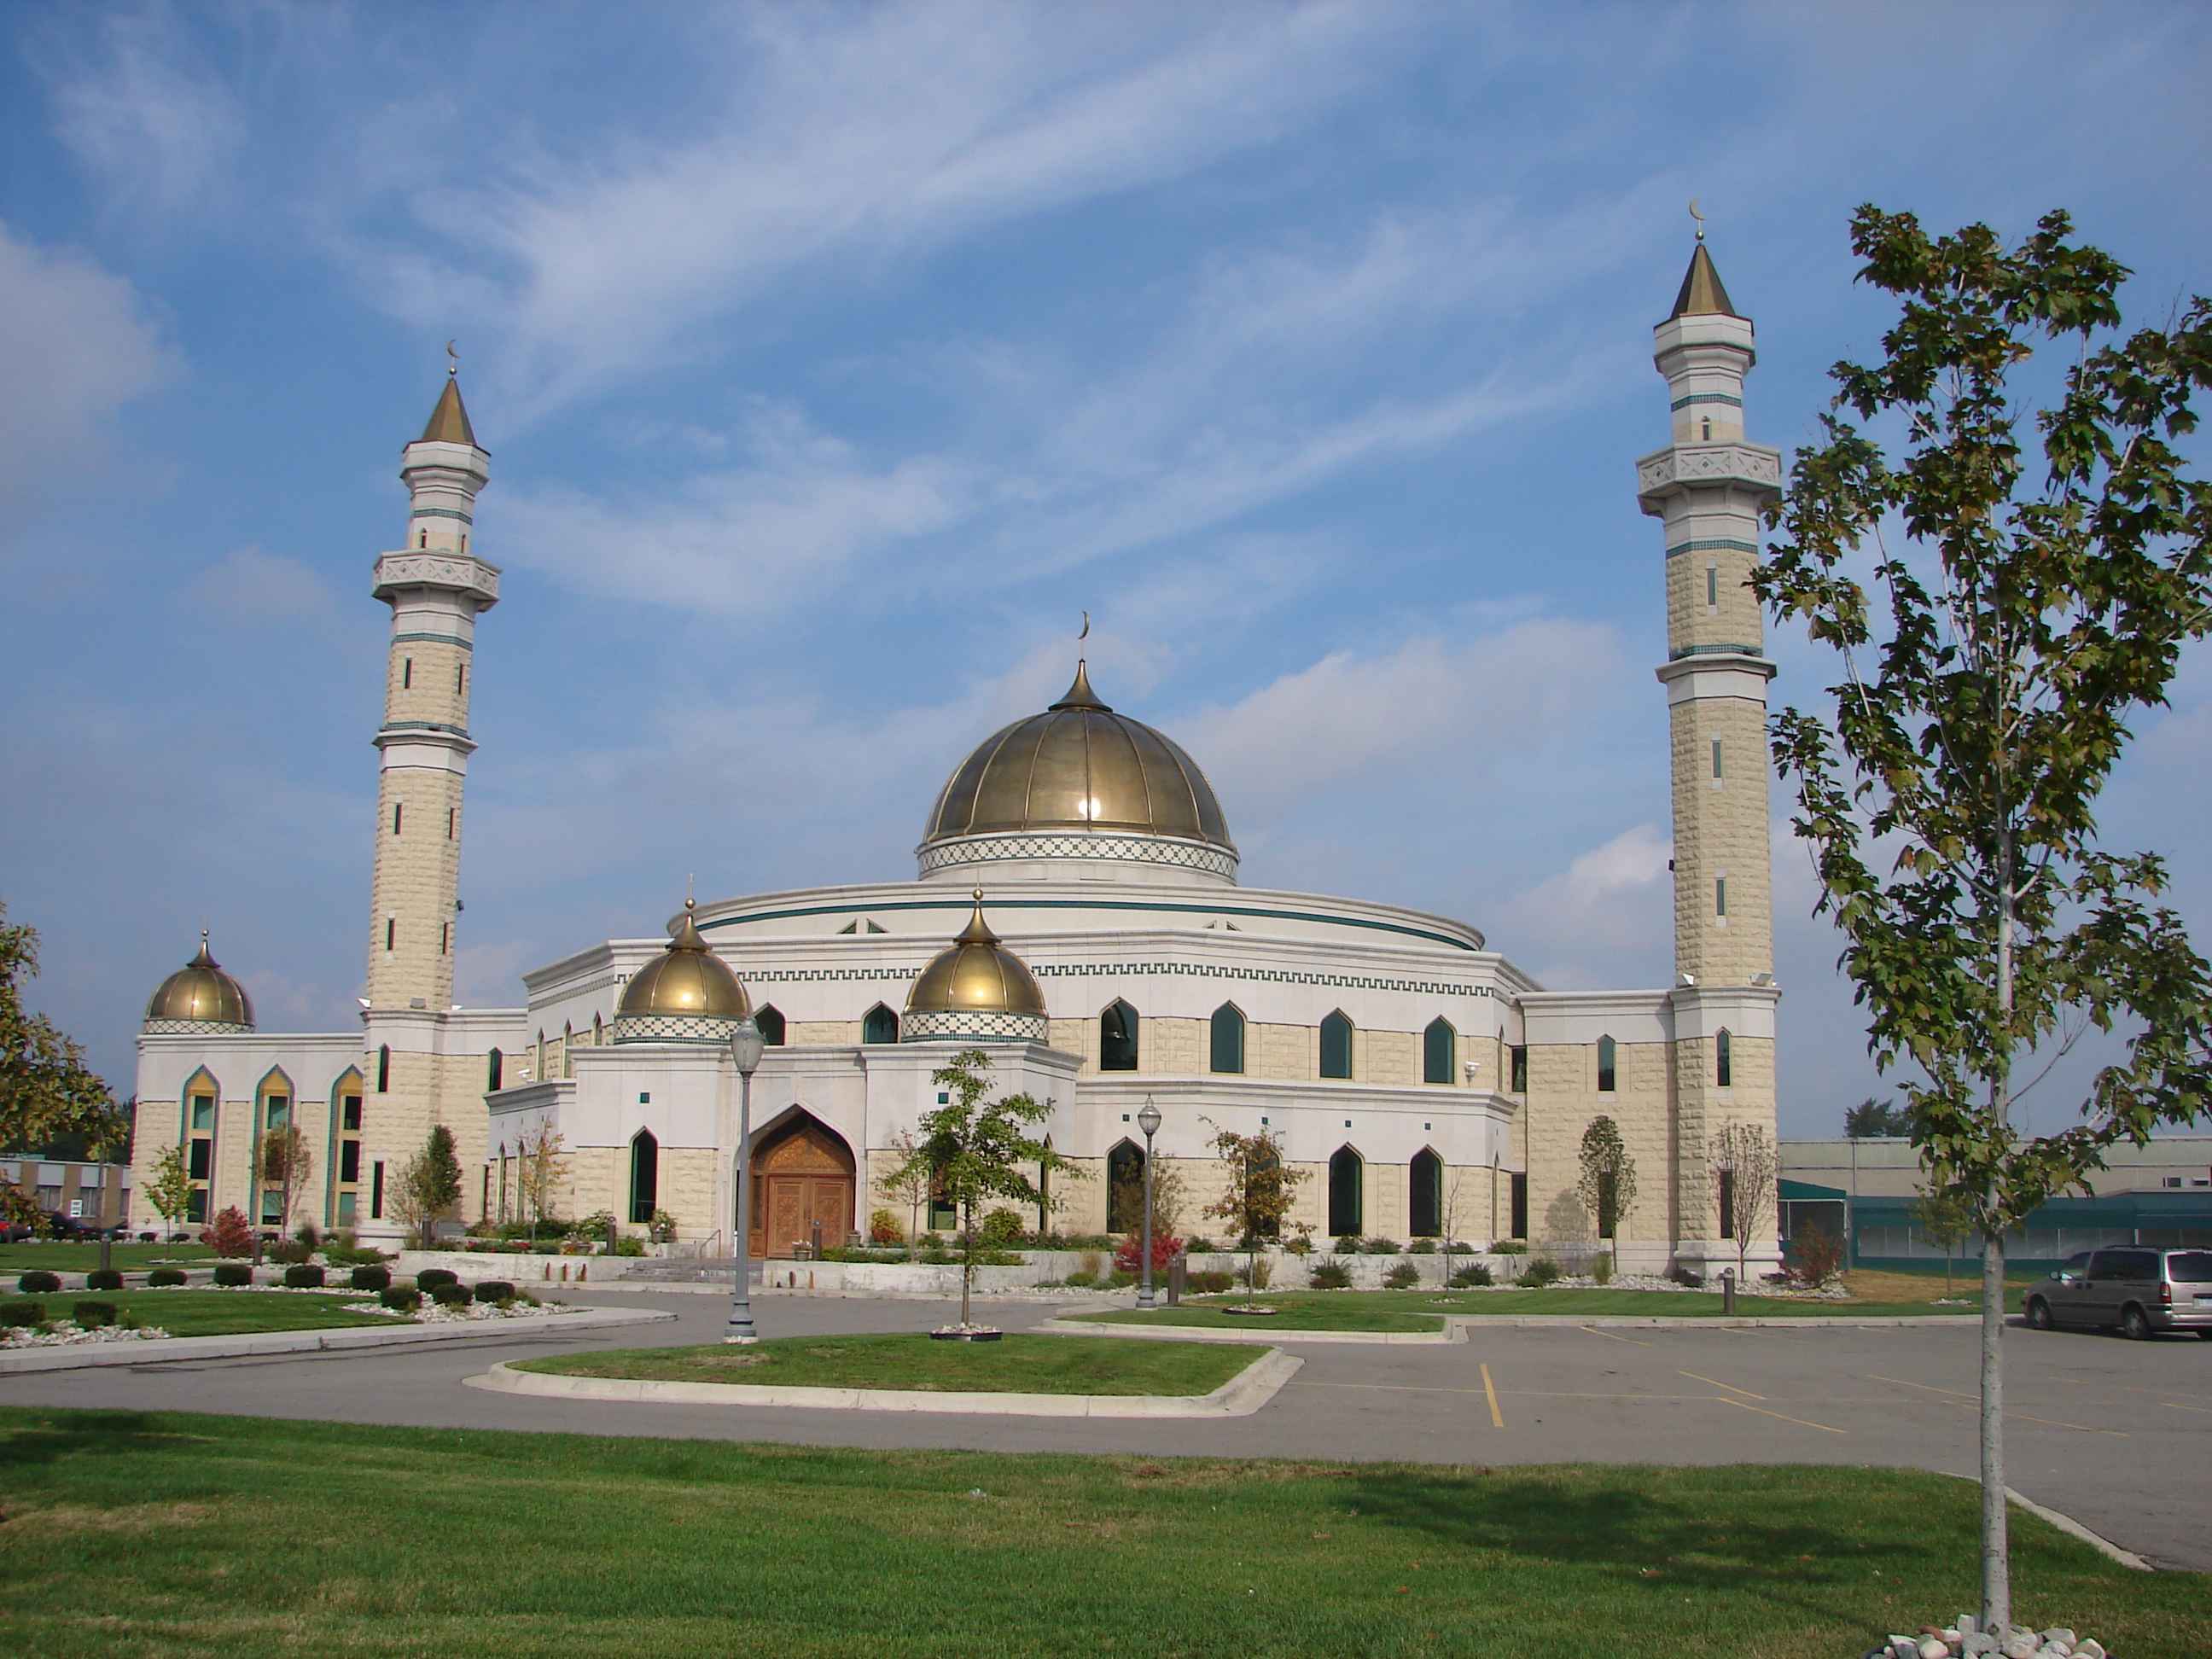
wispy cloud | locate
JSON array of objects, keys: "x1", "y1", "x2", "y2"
[{"x1": 38, "y1": 7, "x2": 245, "y2": 215}]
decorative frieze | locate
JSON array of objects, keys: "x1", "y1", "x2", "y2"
[
  {"x1": 917, "y1": 832, "x2": 1239, "y2": 881},
  {"x1": 899, "y1": 1009, "x2": 1050, "y2": 1044}
]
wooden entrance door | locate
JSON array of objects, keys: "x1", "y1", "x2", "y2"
[{"x1": 749, "y1": 1115, "x2": 854, "y2": 1258}]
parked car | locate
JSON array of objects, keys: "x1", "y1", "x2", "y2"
[
  {"x1": 2024, "y1": 1247, "x2": 2212, "y2": 1339},
  {"x1": 39, "y1": 1211, "x2": 126, "y2": 1243}
]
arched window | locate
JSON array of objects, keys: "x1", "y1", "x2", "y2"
[
  {"x1": 1715, "y1": 1028, "x2": 1732, "y2": 1088},
  {"x1": 486, "y1": 1048, "x2": 503, "y2": 1091},
  {"x1": 1038, "y1": 1136, "x2": 1053, "y2": 1234},
  {"x1": 1423, "y1": 1017, "x2": 1456, "y2": 1085},
  {"x1": 1319, "y1": 1010, "x2": 1353, "y2": 1080},
  {"x1": 755, "y1": 1005, "x2": 786, "y2": 1045},
  {"x1": 1106, "y1": 1140, "x2": 1144, "y2": 1233},
  {"x1": 254, "y1": 1068, "x2": 295, "y2": 1229},
  {"x1": 1597, "y1": 1034, "x2": 1616, "y2": 1093},
  {"x1": 1246, "y1": 1140, "x2": 1282, "y2": 1238},
  {"x1": 534, "y1": 1030, "x2": 545, "y2": 1080},
  {"x1": 628, "y1": 1130, "x2": 659, "y2": 1225},
  {"x1": 1410, "y1": 1148, "x2": 1443, "y2": 1238},
  {"x1": 376, "y1": 1045, "x2": 390, "y2": 1092},
  {"x1": 562, "y1": 1022, "x2": 573, "y2": 1080},
  {"x1": 862, "y1": 1004, "x2": 899, "y2": 1045},
  {"x1": 1328, "y1": 1145, "x2": 1363, "y2": 1237},
  {"x1": 1209, "y1": 1004, "x2": 1245, "y2": 1074},
  {"x1": 1100, "y1": 999, "x2": 1138, "y2": 1071},
  {"x1": 592, "y1": 1012, "x2": 602, "y2": 1048}
]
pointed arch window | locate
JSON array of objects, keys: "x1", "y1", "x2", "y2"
[
  {"x1": 592, "y1": 1012, "x2": 602, "y2": 1048},
  {"x1": 487, "y1": 1047, "x2": 503, "y2": 1091},
  {"x1": 862, "y1": 1004, "x2": 899, "y2": 1045},
  {"x1": 562, "y1": 1022, "x2": 573, "y2": 1080},
  {"x1": 1410, "y1": 1148, "x2": 1444, "y2": 1238},
  {"x1": 754, "y1": 1004, "x2": 786, "y2": 1045},
  {"x1": 1246, "y1": 1140, "x2": 1282, "y2": 1238},
  {"x1": 1715, "y1": 1028, "x2": 1732, "y2": 1088},
  {"x1": 1328, "y1": 1145, "x2": 1363, "y2": 1237},
  {"x1": 1106, "y1": 1141, "x2": 1145, "y2": 1233},
  {"x1": 628, "y1": 1130, "x2": 659, "y2": 1225},
  {"x1": 376, "y1": 1045, "x2": 390, "y2": 1093},
  {"x1": 1100, "y1": 999, "x2": 1138, "y2": 1071},
  {"x1": 1597, "y1": 1034, "x2": 1616, "y2": 1093},
  {"x1": 1209, "y1": 1004, "x2": 1245, "y2": 1074},
  {"x1": 1319, "y1": 1010, "x2": 1353, "y2": 1080},
  {"x1": 1423, "y1": 1017, "x2": 1456, "y2": 1085}
]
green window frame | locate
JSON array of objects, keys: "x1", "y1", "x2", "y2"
[
  {"x1": 1509, "y1": 1045, "x2": 1528, "y2": 1092},
  {"x1": 189, "y1": 1095, "x2": 215, "y2": 1132},
  {"x1": 1716, "y1": 1028, "x2": 1732, "y2": 1088},
  {"x1": 755, "y1": 1006, "x2": 787, "y2": 1045},
  {"x1": 1327, "y1": 1146, "x2": 1362, "y2": 1237},
  {"x1": 1597, "y1": 1035, "x2": 1616, "y2": 1093},
  {"x1": 1209, "y1": 1004, "x2": 1244, "y2": 1074},
  {"x1": 1318, "y1": 1011, "x2": 1353, "y2": 1080},
  {"x1": 1423, "y1": 1018, "x2": 1455, "y2": 1085},
  {"x1": 1410, "y1": 1149, "x2": 1443, "y2": 1237},
  {"x1": 862, "y1": 1005, "x2": 899, "y2": 1045},
  {"x1": 1100, "y1": 1000, "x2": 1138, "y2": 1071}
]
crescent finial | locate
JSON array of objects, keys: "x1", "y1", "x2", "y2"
[
  {"x1": 1688, "y1": 198, "x2": 1705, "y2": 241},
  {"x1": 445, "y1": 338, "x2": 459, "y2": 375},
  {"x1": 1079, "y1": 609, "x2": 1090, "y2": 642}
]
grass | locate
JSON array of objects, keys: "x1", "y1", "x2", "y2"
[
  {"x1": 0, "y1": 1243, "x2": 212, "y2": 1273},
  {"x1": 1076, "y1": 1299, "x2": 1447, "y2": 1332},
  {"x1": 517, "y1": 1333, "x2": 1262, "y2": 1395},
  {"x1": 0, "y1": 1408, "x2": 2204, "y2": 1657},
  {"x1": 3, "y1": 1290, "x2": 394, "y2": 1339}
]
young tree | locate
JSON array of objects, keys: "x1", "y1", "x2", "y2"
[
  {"x1": 1912, "y1": 1187, "x2": 1976, "y2": 1297},
  {"x1": 1198, "y1": 1121, "x2": 1312, "y2": 1306},
  {"x1": 260, "y1": 1124, "x2": 314, "y2": 1240},
  {"x1": 876, "y1": 1127, "x2": 933, "y2": 1241},
  {"x1": 1711, "y1": 1121, "x2": 1779, "y2": 1285},
  {"x1": 143, "y1": 1144, "x2": 195, "y2": 1237},
  {"x1": 1575, "y1": 1116, "x2": 1639, "y2": 1270},
  {"x1": 422, "y1": 1124, "x2": 464, "y2": 1239},
  {"x1": 1843, "y1": 1097, "x2": 1910, "y2": 1138},
  {"x1": 880, "y1": 1048, "x2": 1075, "y2": 1330},
  {"x1": 387, "y1": 1152, "x2": 433, "y2": 1249},
  {"x1": 517, "y1": 1121, "x2": 566, "y2": 1231},
  {"x1": 1755, "y1": 205, "x2": 2212, "y2": 1627},
  {"x1": 1109, "y1": 1150, "x2": 1185, "y2": 1241},
  {"x1": 0, "y1": 901, "x2": 120, "y2": 1231}
]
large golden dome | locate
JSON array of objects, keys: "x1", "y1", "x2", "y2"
[
  {"x1": 617, "y1": 900, "x2": 751, "y2": 1021},
  {"x1": 922, "y1": 661, "x2": 1233, "y2": 852},
  {"x1": 144, "y1": 932, "x2": 254, "y2": 1030},
  {"x1": 905, "y1": 893, "x2": 1047, "y2": 1027}
]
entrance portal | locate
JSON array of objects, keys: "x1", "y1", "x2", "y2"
[{"x1": 747, "y1": 1110, "x2": 856, "y2": 1259}]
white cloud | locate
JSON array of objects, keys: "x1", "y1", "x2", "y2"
[
  {"x1": 42, "y1": 9, "x2": 246, "y2": 214},
  {"x1": 185, "y1": 547, "x2": 336, "y2": 622},
  {"x1": 1498, "y1": 822, "x2": 1674, "y2": 989}
]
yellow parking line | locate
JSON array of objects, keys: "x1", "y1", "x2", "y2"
[
  {"x1": 1718, "y1": 1395, "x2": 1846, "y2": 1435},
  {"x1": 1577, "y1": 1324, "x2": 1651, "y2": 1347},
  {"x1": 2160, "y1": 1400, "x2": 2212, "y2": 1416},
  {"x1": 1679, "y1": 1368, "x2": 1764, "y2": 1400},
  {"x1": 1872, "y1": 1373, "x2": 2121, "y2": 1435},
  {"x1": 1481, "y1": 1363, "x2": 1505, "y2": 1429},
  {"x1": 1871, "y1": 1371, "x2": 1973, "y2": 1402}
]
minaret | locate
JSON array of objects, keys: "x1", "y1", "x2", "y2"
[{"x1": 365, "y1": 365, "x2": 498, "y2": 1012}]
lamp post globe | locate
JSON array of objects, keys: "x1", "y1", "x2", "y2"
[
  {"x1": 1137, "y1": 1100, "x2": 1161, "y2": 1139},
  {"x1": 725, "y1": 1016, "x2": 764, "y2": 1344},
  {"x1": 1137, "y1": 1095, "x2": 1161, "y2": 1310}
]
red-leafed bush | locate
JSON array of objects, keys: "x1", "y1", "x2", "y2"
[
  {"x1": 199, "y1": 1207, "x2": 253, "y2": 1259},
  {"x1": 868, "y1": 1208, "x2": 902, "y2": 1246},
  {"x1": 1113, "y1": 1231, "x2": 1183, "y2": 1277}
]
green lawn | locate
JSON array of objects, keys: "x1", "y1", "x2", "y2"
[
  {"x1": 1, "y1": 1243, "x2": 212, "y2": 1274},
  {"x1": 1082, "y1": 1284, "x2": 2014, "y2": 1330},
  {"x1": 1077, "y1": 1299, "x2": 1447, "y2": 1332},
  {"x1": 0, "y1": 1410, "x2": 2204, "y2": 1657},
  {"x1": 5, "y1": 1290, "x2": 394, "y2": 1339},
  {"x1": 519, "y1": 1333, "x2": 1262, "y2": 1395}
]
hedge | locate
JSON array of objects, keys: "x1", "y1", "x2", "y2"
[
  {"x1": 212, "y1": 1264, "x2": 253, "y2": 1288},
  {"x1": 282, "y1": 1265, "x2": 326, "y2": 1289},
  {"x1": 2, "y1": 1299, "x2": 44, "y2": 1327},
  {"x1": 350, "y1": 1265, "x2": 392, "y2": 1292},
  {"x1": 414, "y1": 1268, "x2": 458, "y2": 1293},
  {"x1": 474, "y1": 1280, "x2": 515, "y2": 1304},
  {"x1": 146, "y1": 1268, "x2": 189, "y2": 1288},
  {"x1": 431, "y1": 1283, "x2": 474, "y2": 1308},
  {"x1": 72, "y1": 1300, "x2": 119, "y2": 1328},
  {"x1": 16, "y1": 1271, "x2": 61, "y2": 1295},
  {"x1": 380, "y1": 1288, "x2": 422, "y2": 1313}
]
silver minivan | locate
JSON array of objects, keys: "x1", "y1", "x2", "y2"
[{"x1": 2024, "y1": 1247, "x2": 2212, "y2": 1339}]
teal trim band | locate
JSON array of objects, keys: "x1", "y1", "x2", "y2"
[
  {"x1": 380, "y1": 719, "x2": 471, "y2": 737},
  {"x1": 1665, "y1": 538, "x2": 1760, "y2": 559},
  {"x1": 698, "y1": 896, "x2": 1478, "y2": 952},
  {"x1": 1669, "y1": 643, "x2": 1767, "y2": 660},
  {"x1": 410, "y1": 508, "x2": 474, "y2": 524},
  {"x1": 392, "y1": 632, "x2": 473, "y2": 651},
  {"x1": 1669, "y1": 393, "x2": 1743, "y2": 410}
]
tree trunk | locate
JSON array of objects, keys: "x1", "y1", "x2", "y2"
[
  {"x1": 1981, "y1": 853, "x2": 2016, "y2": 1631},
  {"x1": 960, "y1": 1200, "x2": 973, "y2": 1329}
]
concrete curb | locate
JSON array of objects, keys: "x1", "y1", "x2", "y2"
[
  {"x1": 0, "y1": 1306, "x2": 676, "y2": 1374},
  {"x1": 1043, "y1": 1316, "x2": 1456, "y2": 1346},
  {"x1": 1045, "y1": 1310, "x2": 1984, "y2": 1344},
  {"x1": 1937, "y1": 1477, "x2": 2154, "y2": 1573},
  {"x1": 1460, "y1": 1313, "x2": 1982, "y2": 1329},
  {"x1": 464, "y1": 1346, "x2": 1302, "y2": 1418}
]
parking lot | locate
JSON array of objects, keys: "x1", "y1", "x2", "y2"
[{"x1": 3, "y1": 1290, "x2": 2204, "y2": 1570}]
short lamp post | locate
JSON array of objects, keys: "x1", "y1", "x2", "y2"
[
  {"x1": 725, "y1": 1015, "x2": 765, "y2": 1345},
  {"x1": 1137, "y1": 1097, "x2": 1163, "y2": 1310}
]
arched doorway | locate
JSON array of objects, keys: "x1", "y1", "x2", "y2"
[
  {"x1": 1410, "y1": 1148, "x2": 1442, "y2": 1238},
  {"x1": 629, "y1": 1130, "x2": 659, "y2": 1225},
  {"x1": 1329, "y1": 1145, "x2": 1364, "y2": 1237},
  {"x1": 1105, "y1": 1139, "x2": 1144, "y2": 1233},
  {"x1": 745, "y1": 1109, "x2": 857, "y2": 1258}
]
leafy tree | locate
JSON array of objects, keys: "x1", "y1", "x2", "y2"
[
  {"x1": 422, "y1": 1125, "x2": 463, "y2": 1236},
  {"x1": 881, "y1": 1048, "x2": 1075, "y2": 1330},
  {"x1": 143, "y1": 1144, "x2": 195, "y2": 1237},
  {"x1": 1755, "y1": 204, "x2": 2212, "y2": 1627},
  {"x1": 1712, "y1": 1121, "x2": 1779, "y2": 1285},
  {"x1": 517, "y1": 1121, "x2": 566, "y2": 1231},
  {"x1": 259, "y1": 1124, "x2": 314, "y2": 1241},
  {"x1": 200, "y1": 1205, "x2": 253, "y2": 1259},
  {"x1": 1109, "y1": 1150, "x2": 1185, "y2": 1241},
  {"x1": 1843, "y1": 1097, "x2": 1910, "y2": 1138},
  {"x1": 387, "y1": 1153, "x2": 434, "y2": 1249},
  {"x1": 876, "y1": 1127, "x2": 933, "y2": 1241},
  {"x1": 0, "y1": 901, "x2": 120, "y2": 1231},
  {"x1": 1575, "y1": 1116, "x2": 1639, "y2": 1267},
  {"x1": 1198, "y1": 1121, "x2": 1312, "y2": 1305},
  {"x1": 1912, "y1": 1188, "x2": 1976, "y2": 1297}
]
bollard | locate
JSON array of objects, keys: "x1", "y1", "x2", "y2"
[
  {"x1": 1167, "y1": 1254, "x2": 1185, "y2": 1307},
  {"x1": 1722, "y1": 1267, "x2": 1736, "y2": 1315},
  {"x1": 100, "y1": 1233, "x2": 113, "y2": 1276}
]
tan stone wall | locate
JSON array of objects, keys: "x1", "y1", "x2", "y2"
[
  {"x1": 1669, "y1": 695, "x2": 1774, "y2": 986},
  {"x1": 1670, "y1": 1033, "x2": 1778, "y2": 1243},
  {"x1": 365, "y1": 763, "x2": 465, "y2": 1010},
  {"x1": 1524, "y1": 1039, "x2": 1675, "y2": 1249},
  {"x1": 1254, "y1": 1022, "x2": 1311, "y2": 1081},
  {"x1": 382, "y1": 638, "x2": 472, "y2": 730},
  {"x1": 1665, "y1": 543, "x2": 1765, "y2": 659},
  {"x1": 657, "y1": 1147, "x2": 719, "y2": 1237},
  {"x1": 790, "y1": 1020, "x2": 861, "y2": 1046},
  {"x1": 1361, "y1": 1028, "x2": 1416, "y2": 1086}
]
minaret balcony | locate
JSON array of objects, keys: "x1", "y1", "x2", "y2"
[
  {"x1": 1634, "y1": 442, "x2": 1783, "y2": 517},
  {"x1": 371, "y1": 550, "x2": 502, "y2": 609}
]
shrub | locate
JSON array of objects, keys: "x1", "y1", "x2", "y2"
[
  {"x1": 268, "y1": 1240, "x2": 311, "y2": 1266},
  {"x1": 71, "y1": 1299, "x2": 119, "y2": 1328},
  {"x1": 380, "y1": 1287, "x2": 422, "y2": 1313},
  {"x1": 1282, "y1": 1234, "x2": 1313, "y2": 1256},
  {"x1": 1407, "y1": 1237, "x2": 1437, "y2": 1255},
  {"x1": 1445, "y1": 1241, "x2": 1475, "y2": 1254},
  {"x1": 1077, "y1": 1250, "x2": 1104, "y2": 1279},
  {"x1": 17, "y1": 1271, "x2": 61, "y2": 1295},
  {"x1": 282, "y1": 1265, "x2": 326, "y2": 1289},
  {"x1": 1184, "y1": 1269, "x2": 1234, "y2": 1295},
  {"x1": 147, "y1": 1268, "x2": 188, "y2": 1288},
  {"x1": 1361, "y1": 1237, "x2": 1404, "y2": 1255},
  {"x1": 1235, "y1": 1257, "x2": 1274, "y2": 1291},
  {"x1": 85, "y1": 1268, "x2": 125, "y2": 1291},
  {"x1": 868, "y1": 1208, "x2": 902, "y2": 1245},
  {"x1": 1382, "y1": 1262, "x2": 1421, "y2": 1289},
  {"x1": 1450, "y1": 1264, "x2": 1494, "y2": 1289},
  {"x1": 433, "y1": 1283, "x2": 474, "y2": 1307},
  {"x1": 2, "y1": 1300, "x2": 44, "y2": 1327},
  {"x1": 1790, "y1": 1228, "x2": 1847, "y2": 1288},
  {"x1": 294, "y1": 1220, "x2": 322, "y2": 1249},
  {"x1": 1493, "y1": 1239, "x2": 1528, "y2": 1255},
  {"x1": 1183, "y1": 1236, "x2": 1218, "y2": 1254},
  {"x1": 612, "y1": 1237, "x2": 646, "y2": 1257},
  {"x1": 647, "y1": 1208, "x2": 678, "y2": 1244},
  {"x1": 474, "y1": 1280, "x2": 516, "y2": 1304},
  {"x1": 1521, "y1": 1256, "x2": 1563, "y2": 1288},
  {"x1": 415, "y1": 1268, "x2": 458, "y2": 1293},
  {"x1": 1113, "y1": 1231, "x2": 1184, "y2": 1278},
  {"x1": 980, "y1": 1208, "x2": 1027, "y2": 1247},
  {"x1": 1308, "y1": 1259, "x2": 1353, "y2": 1290},
  {"x1": 212, "y1": 1264, "x2": 252, "y2": 1288},
  {"x1": 1104, "y1": 1268, "x2": 1137, "y2": 1289},
  {"x1": 351, "y1": 1265, "x2": 392, "y2": 1292},
  {"x1": 1592, "y1": 1253, "x2": 1615, "y2": 1286},
  {"x1": 1063, "y1": 1270, "x2": 1098, "y2": 1289},
  {"x1": 1333, "y1": 1235, "x2": 1362, "y2": 1255},
  {"x1": 917, "y1": 1245, "x2": 953, "y2": 1265},
  {"x1": 199, "y1": 1207, "x2": 253, "y2": 1259}
]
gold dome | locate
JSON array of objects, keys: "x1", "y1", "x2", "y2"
[
  {"x1": 922, "y1": 661, "x2": 1233, "y2": 850},
  {"x1": 618, "y1": 900, "x2": 752, "y2": 1020},
  {"x1": 905, "y1": 892, "x2": 1047, "y2": 1019},
  {"x1": 145, "y1": 931, "x2": 254, "y2": 1028}
]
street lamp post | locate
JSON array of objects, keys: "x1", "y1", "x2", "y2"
[
  {"x1": 1137, "y1": 1097, "x2": 1162, "y2": 1310},
  {"x1": 725, "y1": 1016, "x2": 765, "y2": 1345}
]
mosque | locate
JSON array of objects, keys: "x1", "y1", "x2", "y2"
[{"x1": 129, "y1": 238, "x2": 1785, "y2": 1276}]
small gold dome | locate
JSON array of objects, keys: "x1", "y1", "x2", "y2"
[
  {"x1": 618, "y1": 900, "x2": 752, "y2": 1020},
  {"x1": 905, "y1": 892, "x2": 1047, "y2": 1019},
  {"x1": 922, "y1": 661, "x2": 1233, "y2": 851},
  {"x1": 145, "y1": 931, "x2": 254, "y2": 1029}
]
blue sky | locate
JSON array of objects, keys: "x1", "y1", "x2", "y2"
[{"x1": 3, "y1": 3, "x2": 2207, "y2": 1138}]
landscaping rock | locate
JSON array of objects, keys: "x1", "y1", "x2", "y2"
[
  {"x1": 2041, "y1": 1634, "x2": 2075, "y2": 1650},
  {"x1": 2001, "y1": 1634, "x2": 2041, "y2": 1659},
  {"x1": 1888, "y1": 1639, "x2": 1919, "y2": 1659},
  {"x1": 1919, "y1": 1638, "x2": 1948, "y2": 1659},
  {"x1": 2074, "y1": 1642, "x2": 2105, "y2": 1659},
  {"x1": 1960, "y1": 1633, "x2": 1997, "y2": 1656}
]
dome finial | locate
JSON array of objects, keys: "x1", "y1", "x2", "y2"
[
  {"x1": 1689, "y1": 197, "x2": 1705, "y2": 242},
  {"x1": 419, "y1": 366, "x2": 477, "y2": 445},
  {"x1": 957, "y1": 889, "x2": 998, "y2": 945},
  {"x1": 1051, "y1": 657, "x2": 1109, "y2": 712}
]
